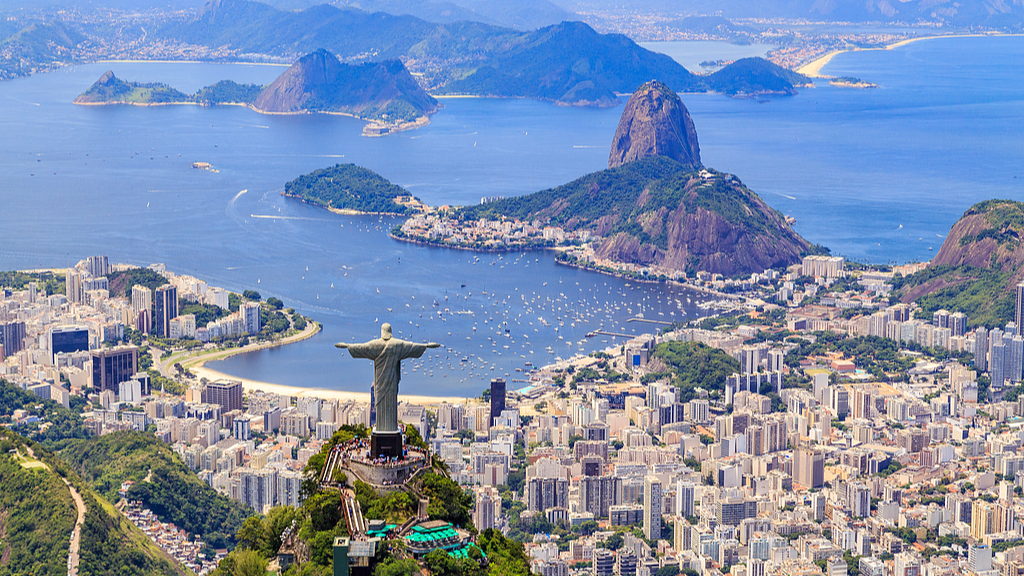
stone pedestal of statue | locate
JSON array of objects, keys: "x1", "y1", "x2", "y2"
[{"x1": 370, "y1": 430, "x2": 404, "y2": 460}]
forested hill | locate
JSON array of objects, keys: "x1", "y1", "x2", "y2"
[
  {"x1": 456, "y1": 156, "x2": 810, "y2": 276},
  {"x1": 283, "y1": 163, "x2": 425, "y2": 215},
  {"x1": 57, "y1": 431, "x2": 253, "y2": 550},
  {"x1": 894, "y1": 199, "x2": 1024, "y2": 328},
  {"x1": 0, "y1": 428, "x2": 187, "y2": 576}
]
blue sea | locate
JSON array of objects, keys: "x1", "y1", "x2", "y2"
[{"x1": 0, "y1": 36, "x2": 1021, "y2": 396}]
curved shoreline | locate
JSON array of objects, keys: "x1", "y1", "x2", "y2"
[
  {"x1": 389, "y1": 231, "x2": 556, "y2": 254},
  {"x1": 176, "y1": 320, "x2": 322, "y2": 372},
  {"x1": 796, "y1": 32, "x2": 1024, "y2": 78}
]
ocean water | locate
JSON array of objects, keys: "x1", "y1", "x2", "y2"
[
  {"x1": 0, "y1": 37, "x2": 1021, "y2": 395},
  {"x1": 638, "y1": 41, "x2": 775, "y2": 72}
]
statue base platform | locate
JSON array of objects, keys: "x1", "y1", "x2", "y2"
[{"x1": 370, "y1": 430, "x2": 404, "y2": 460}]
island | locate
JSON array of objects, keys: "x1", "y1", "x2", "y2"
[
  {"x1": 829, "y1": 76, "x2": 879, "y2": 89},
  {"x1": 74, "y1": 49, "x2": 440, "y2": 136},
  {"x1": 282, "y1": 163, "x2": 428, "y2": 215}
]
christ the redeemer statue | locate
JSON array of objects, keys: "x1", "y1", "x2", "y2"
[{"x1": 336, "y1": 323, "x2": 440, "y2": 437}]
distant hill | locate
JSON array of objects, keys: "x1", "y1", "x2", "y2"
[
  {"x1": 894, "y1": 199, "x2": 1024, "y2": 327},
  {"x1": 0, "y1": 425, "x2": 186, "y2": 576},
  {"x1": 154, "y1": 1, "x2": 812, "y2": 106},
  {"x1": 330, "y1": 0, "x2": 576, "y2": 30},
  {"x1": 565, "y1": 0, "x2": 1024, "y2": 30},
  {"x1": 440, "y1": 21, "x2": 703, "y2": 105},
  {"x1": 283, "y1": 163, "x2": 425, "y2": 214},
  {"x1": 252, "y1": 49, "x2": 439, "y2": 122},
  {"x1": 0, "y1": 20, "x2": 85, "y2": 80},
  {"x1": 706, "y1": 57, "x2": 811, "y2": 96}
]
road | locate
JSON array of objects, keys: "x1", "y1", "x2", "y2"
[
  {"x1": 62, "y1": 478, "x2": 86, "y2": 576},
  {"x1": 23, "y1": 445, "x2": 85, "y2": 576}
]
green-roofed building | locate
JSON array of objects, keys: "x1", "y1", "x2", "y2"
[{"x1": 404, "y1": 520, "x2": 473, "y2": 558}]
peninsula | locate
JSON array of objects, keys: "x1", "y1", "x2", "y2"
[
  {"x1": 74, "y1": 49, "x2": 439, "y2": 135},
  {"x1": 392, "y1": 80, "x2": 813, "y2": 277}
]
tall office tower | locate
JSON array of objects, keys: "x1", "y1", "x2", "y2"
[
  {"x1": 132, "y1": 285, "x2": 153, "y2": 320},
  {"x1": 154, "y1": 285, "x2": 178, "y2": 338},
  {"x1": 852, "y1": 388, "x2": 872, "y2": 420},
  {"x1": 1018, "y1": 283, "x2": 1024, "y2": 329},
  {"x1": 794, "y1": 446, "x2": 824, "y2": 489},
  {"x1": 643, "y1": 475, "x2": 662, "y2": 540},
  {"x1": 768, "y1": 349, "x2": 785, "y2": 372},
  {"x1": 65, "y1": 269, "x2": 83, "y2": 304},
  {"x1": 676, "y1": 481, "x2": 696, "y2": 519},
  {"x1": 27, "y1": 281, "x2": 37, "y2": 303},
  {"x1": 85, "y1": 255, "x2": 109, "y2": 277},
  {"x1": 490, "y1": 378, "x2": 506, "y2": 427},
  {"x1": 205, "y1": 379, "x2": 243, "y2": 412},
  {"x1": 975, "y1": 326, "x2": 989, "y2": 371},
  {"x1": 91, "y1": 345, "x2": 139, "y2": 393},
  {"x1": 0, "y1": 321, "x2": 27, "y2": 357}
]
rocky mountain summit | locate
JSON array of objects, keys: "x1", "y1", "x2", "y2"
[
  {"x1": 252, "y1": 49, "x2": 439, "y2": 122},
  {"x1": 608, "y1": 80, "x2": 701, "y2": 169}
]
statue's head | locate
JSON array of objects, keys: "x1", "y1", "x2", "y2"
[{"x1": 381, "y1": 323, "x2": 393, "y2": 341}]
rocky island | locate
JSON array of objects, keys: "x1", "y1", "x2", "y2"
[{"x1": 74, "y1": 49, "x2": 439, "y2": 135}]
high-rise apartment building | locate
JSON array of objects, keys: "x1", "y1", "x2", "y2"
[
  {"x1": 65, "y1": 269, "x2": 83, "y2": 304},
  {"x1": 490, "y1": 378, "x2": 506, "y2": 427},
  {"x1": 794, "y1": 446, "x2": 824, "y2": 489},
  {"x1": 0, "y1": 321, "x2": 27, "y2": 357},
  {"x1": 154, "y1": 285, "x2": 178, "y2": 338},
  {"x1": 643, "y1": 475, "x2": 662, "y2": 540}
]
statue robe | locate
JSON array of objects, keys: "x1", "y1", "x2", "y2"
[{"x1": 344, "y1": 337, "x2": 430, "y2": 433}]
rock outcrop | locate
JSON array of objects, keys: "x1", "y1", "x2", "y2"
[
  {"x1": 253, "y1": 49, "x2": 439, "y2": 122},
  {"x1": 608, "y1": 80, "x2": 701, "y2": 169}
]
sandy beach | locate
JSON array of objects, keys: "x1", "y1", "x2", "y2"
[
  {"x1": 797, "y1": 33, "x2": 1024, "y2": 78},
  {"x1": 191, "y1": 364, "x2": 472, "y2": 406}
]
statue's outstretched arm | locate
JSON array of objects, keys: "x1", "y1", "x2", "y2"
[
  {"x1": 426, "y1": 343, "x2": 441, "y2": 349},
  {"x1": 335, "y1": 343, "x2": 349, "y2": 349}
]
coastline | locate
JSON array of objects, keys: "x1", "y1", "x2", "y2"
[
  {"x1": 191, "y1": 364, "x2": 470, "y2": 405},
  {"x1": 796, "y1": 32, "x2": 1024, "y2": 78}
]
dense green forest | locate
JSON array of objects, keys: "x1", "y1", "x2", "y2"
[
  {"x1": 891, "y1": 265, "x2": 1016, "y2": 329},
  {"x1": 0, "y1": 379, "x2": 89, "y2": 443},
  {"x1": 56, "y1": 431, "x2": 252, "y2": 549},
  {"x1": 649, "y1": 341, "x2": 741, "y2": 401},
  {"x1": 195, "y1": 80, "x2": 265, "y2": 105},
  {"x1": 107, "y1": 267, "x2": 169, "y2": 297},
  {"x1": 284, "y1": 163, "x2": 421, "y2": 215},
  {"x1": 0, "y1": 269, "x2": 64, "y2": 296}
]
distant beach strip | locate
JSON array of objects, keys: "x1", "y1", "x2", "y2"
[{"x1": 797, "y1": 33, "x2": 1024, "y2": 78}]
